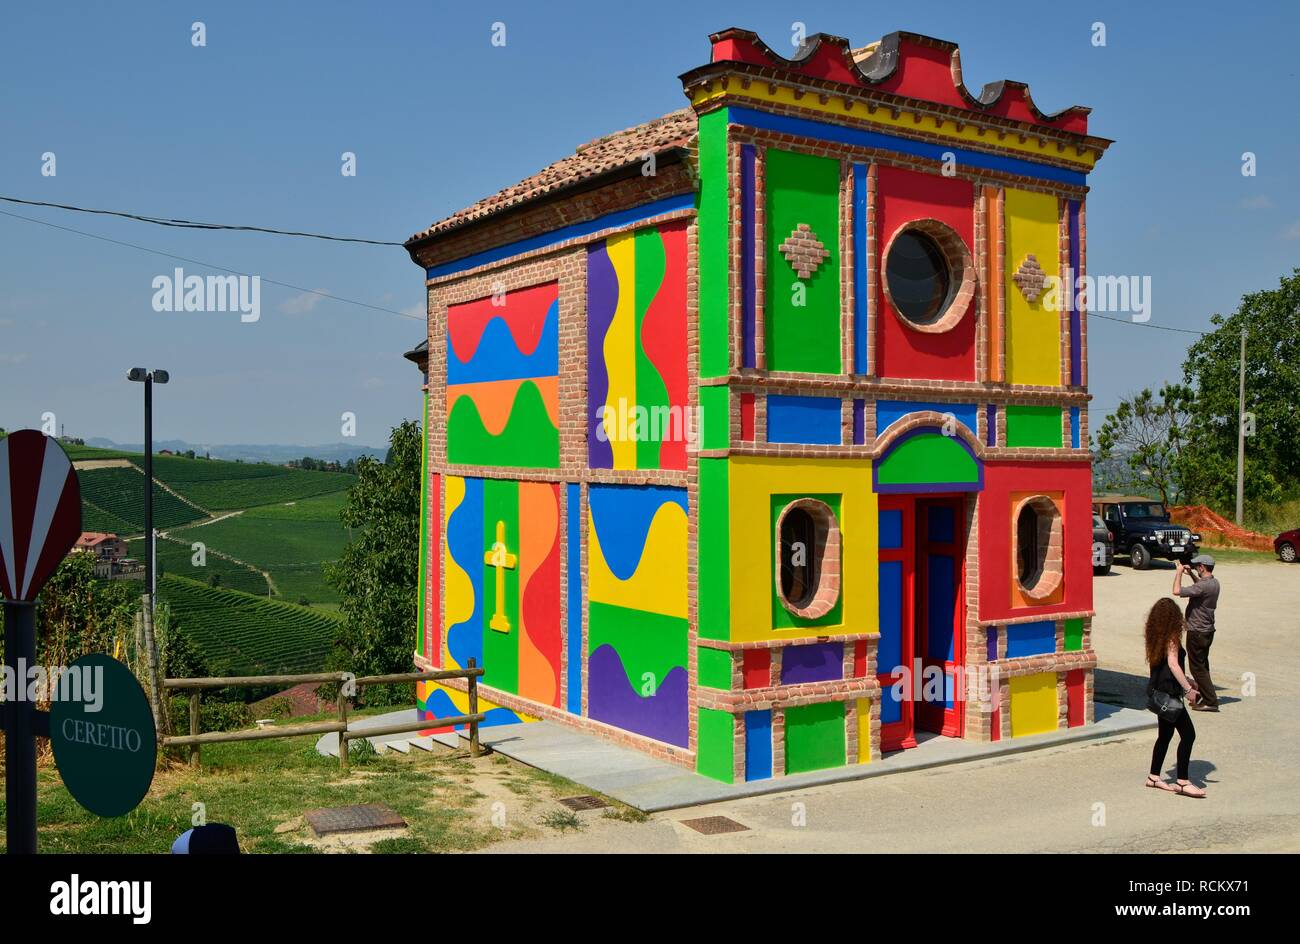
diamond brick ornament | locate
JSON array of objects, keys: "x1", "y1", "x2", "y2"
[
  {"x1": 1012, "y1": 253, "x2": 1048, "y2": 304},
  {"x1": 779, "y1": 224, "x2": 830, "y2": 280}
]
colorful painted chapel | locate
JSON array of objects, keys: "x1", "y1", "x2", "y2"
[{"x1": 402, "y1": 27, "x2": 1110, "y2": 783}]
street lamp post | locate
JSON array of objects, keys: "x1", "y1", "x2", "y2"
[{"x1": 127, "y1": 367, "x2": 168, "y2": 732}]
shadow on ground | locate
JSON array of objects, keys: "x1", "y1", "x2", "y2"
[{"x1": 1095, "y1": 668, "x2": 1149, "y2": 709}]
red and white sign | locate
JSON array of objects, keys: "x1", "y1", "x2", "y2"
[{"x1": 0, "y1": 430, "x2": 82, "y2": 602}]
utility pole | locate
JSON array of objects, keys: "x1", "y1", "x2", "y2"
[
  {"x1": 1235, "y1": 326, "x2": 1246, "y2": 525},
  {"x1": 128, "y1": 367, "x2": 169, "y2": 735}
]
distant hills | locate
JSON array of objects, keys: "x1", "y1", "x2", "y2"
[{"x1": 85, "y1": 437, "x2": 387, "y2": 465}]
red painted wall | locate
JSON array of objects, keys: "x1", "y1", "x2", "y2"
[
  {"x1": 876, "y1": 165, "x2": 977, "y2": 382},
  {"x1": 979, "y1": 460, "x2": 1093, "y2": 622}
]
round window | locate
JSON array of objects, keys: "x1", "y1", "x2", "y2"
[
  {"x1": 775, "y1": 499, "x2": 841, "y2": 620},
  {"x1": 886, "y1": 230, "x2": 952, "y2": 326},
  {"x1": 881, "y1": 220, "x2": 975, "y2": 334}
]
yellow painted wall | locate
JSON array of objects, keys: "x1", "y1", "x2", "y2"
[
  {"x1": 1009, "y1": 671, "x2": 1058, "y2": 737},
  {"x1": 727, "y1": 456, "x2": 878, "y2": 643},
  {"x1": 1004, "y1": 188, "x2": 1061, "y2": 387},
  {"x1": 856, "y1": 698, "x2": 872, "y2": 764}
]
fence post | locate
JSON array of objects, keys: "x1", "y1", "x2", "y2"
[
  {"x1": 188, "y1": 691, "x2": 201, "y2": 768},
  {"x1": 467, "y1": 658, "x2": 480, "y2": 757},
  {"x1": 338, "y1": 686, "x2": 350, "y2": 771}
]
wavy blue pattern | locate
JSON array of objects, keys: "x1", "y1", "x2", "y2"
[{"x1": 447, "y1": 297, "x2": 559, "y2": 385}]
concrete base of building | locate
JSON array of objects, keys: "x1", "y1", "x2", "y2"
[{"x1": 322, "y1": 702, "x2": 1154, "y2": 812}]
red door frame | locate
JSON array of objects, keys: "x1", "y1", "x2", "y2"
[
  {"x1": 878, "y1": 496, "x2": 915, "y2": 752},
  {"x1": 914, "y1": 496, "x2": 966, "y2": 739},
  {"x1": 878, "y1": 494, "x2": 967, "y2": 750}
]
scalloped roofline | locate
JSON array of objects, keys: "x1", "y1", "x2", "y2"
[{"x1": 685, "y1": 26, "x2": 1100, "y2": 137}]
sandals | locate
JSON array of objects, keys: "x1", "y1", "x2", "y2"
[
  {"x1": 1145, "y1": 774, "x2": 1177, "y2": 792},
  {"x1": 1173, "y1": 779, "x2": 1206, "y2": 798}
]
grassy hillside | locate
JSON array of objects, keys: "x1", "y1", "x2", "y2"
[
  {"x1": 79, "y1": 466, "x2": 207, "y2": 532},
  {"x1": 149, "y1": 454, "x2": 355, "y2": 510},
  {"x1": 61, "y1": 443, "x2": 139, "y2": 461},
  {"x1": 170, "y1": 515, "x2": 350, "y2": 604},
  {"x1": 134, "y1": 535, "x2": 271, "y2": 595},
  {"x1": 159, "y1": 574, "x2": 339, "y2": 676},
  {"x1": 70, "y1": 446, "x2": 356, "y2": 649},
  {"x1": 242, "y1": 490, "x2": 350, "y2": 521}
]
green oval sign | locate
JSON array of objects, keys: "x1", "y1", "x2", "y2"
[{"x1": 50, "y1": 653, "x2": 157, "y2": 818}]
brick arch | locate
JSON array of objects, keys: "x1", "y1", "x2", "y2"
[{"x1": 872, "y1": 409, "x2": 986, "y2": 461}]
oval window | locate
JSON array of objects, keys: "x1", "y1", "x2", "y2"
[
  {"x1": 886, "y1": 229, "x2": 953, "y2": 326},
  {"x1": 1014, "y1": 495, "x2": 1064, "y2": 600},
  {"x1": 780, "y1": 507, "x2": 818, "y2": 607},
  {"x1": 775, "y1": 499, "x2": 841, "y2": 620}
]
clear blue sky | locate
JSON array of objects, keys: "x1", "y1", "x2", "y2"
[{"x1": 2, "y1": 0, "x2": 1296, "y2": 446}]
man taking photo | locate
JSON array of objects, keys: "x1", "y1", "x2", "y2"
[{"x1": 1173, "y1": 553, "x2": 1220, "y2": 712}]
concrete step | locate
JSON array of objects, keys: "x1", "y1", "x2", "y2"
[
  {"x1": 408, "y1": 736, "x2": 435, "y2": 752},
  {"x1": 384, "y1": 739, "x2": 411, "y2": 754}
]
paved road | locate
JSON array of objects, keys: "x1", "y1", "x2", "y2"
[{"x1": 488, "y1": 557, "x2": 1299, "y2": 852}]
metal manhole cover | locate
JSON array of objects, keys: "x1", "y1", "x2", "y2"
[
  {"x1": 304, "y1": 804, "x2": 407, "y2": 836},
  {"x1": 680, "y1": 815, "x2": 749, "y2": 835},
  {"x1": 558, "y1": 795, "x2": 609, "y2": 811}
]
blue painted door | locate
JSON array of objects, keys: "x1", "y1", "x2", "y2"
[{"x1": 915, "y1": 498, "x2": 965, "y2": 737}]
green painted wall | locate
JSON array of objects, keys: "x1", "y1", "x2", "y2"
[
  {"x1": 1005, "y1": 405, "x2": 1064, "y2": 448},
  {"x1": 697, "y1": 646, "x2": 733, "y2": 690},
  {"x1": 785, "y1": 701, "x2": 846, "y2": 774},
  {"x1": 697, "y1": 458, "x2": 730, "y2": 640},
  {"x1": 699, "y1": 384, "x2": 730, "y2": 451},
  {"x1": 588, "y1": 601, "x2": 688, "y2": 688},
  {"x1": 482, "y1": 478, "x2": 520, "y2": 694},
  {"x1": 765, "y1": 147, "x2": 841, "y2": 374},
  {"x1": 697, "y1": 108, "x2": 730, "y2": 379},
  {"x1": 697, "y1": 707, "x2": 735, "y2": 783},
  {"x1": 1064, "y1": 617, "x2": 1084, "y2": 652},
  {"x1": 876, "y1": 434, "x2": 980, "y2": 487}
]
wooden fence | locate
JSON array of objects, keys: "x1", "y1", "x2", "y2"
[{"x1": 160, "y1": 659, "x2": 484, "y2": 770}]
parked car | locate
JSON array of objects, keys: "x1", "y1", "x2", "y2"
[
  {"x1": 1092, "y1": 513, "x2": 1114, "y2": 575},
  {"x1": 1276, "y1": 528, "x2": 1300, "y2": 563},
  {"x1": 1092, "y1": 496, "x2": 1201, "y2": 570}
]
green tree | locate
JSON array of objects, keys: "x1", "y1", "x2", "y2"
[
  {"x1": 1176, "y1": 269, "x2": 1299, "y2": 508},
  {"x1": 1094, "y1": 384, "x2": 1195, "y2": 506},
  {"x1": 0, "y1": 552, "x2": 140, "y2": 678},
  {"x1": 324, "y1": 420, "x2": 421, "y2": 705}
]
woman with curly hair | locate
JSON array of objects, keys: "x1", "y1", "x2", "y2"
[{"x1": 1144, "y1": 597, "x2": 1206, "y2": 797}]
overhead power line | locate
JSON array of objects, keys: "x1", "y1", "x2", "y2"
[
  {"x1": 1090, "y1": 311, "x2": 1207, "y2": 336},
  {"x1": 0, "y1": 194, "x2": 404, "y2": 246},
  {"x1": 1, "y1": 194, "x2": 1219, "y2": 336},
  {"x1": 0, "y1": 207, "x2": 421, "y2": 321}
]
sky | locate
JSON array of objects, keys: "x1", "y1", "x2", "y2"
[{"x1": 2, "y1": 0, "x2": 1297, "y2": 447}]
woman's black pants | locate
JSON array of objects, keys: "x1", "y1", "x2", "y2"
[{"x1": 1150, "y1": 708, "x2": 1196, "y2": 780}]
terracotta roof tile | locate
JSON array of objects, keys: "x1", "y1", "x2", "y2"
[{"x1": 406, "y1": 108, "x2": 697, "y2": 246}]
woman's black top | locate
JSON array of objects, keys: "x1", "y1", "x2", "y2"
[{"x1": 1149, "y1": 645, "x2": 1187, "y2": 697}]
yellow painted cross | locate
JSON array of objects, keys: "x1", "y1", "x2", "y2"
[{"x1": 483, "y1": 520, "x2": 517, "y2": 633}]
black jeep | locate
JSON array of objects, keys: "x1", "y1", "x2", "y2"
[{"x1": 1092, "y1": 496, "x2": 1201, "y2": 570}]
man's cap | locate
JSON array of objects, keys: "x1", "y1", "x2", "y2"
[
  {"x1": 1191, "y1": 553, "x2": 1216, "y2": 568},
  {"x1": 170, "y1": 823, "x2": 240, "y2": 854}
]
